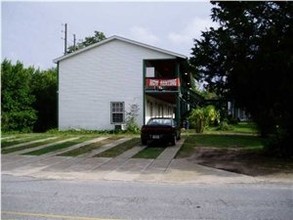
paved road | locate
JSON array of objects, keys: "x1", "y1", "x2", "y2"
[{"x1": 2, "y1": 175, "x2": 293, "y2": 220}]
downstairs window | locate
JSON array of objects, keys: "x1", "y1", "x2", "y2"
[{"x1": 110, "y1": 102, "x2": 125, "y2": 124}]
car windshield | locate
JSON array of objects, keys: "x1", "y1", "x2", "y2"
[{"x1": 147, "y1": 118, "x2": 173, "y2": 126}]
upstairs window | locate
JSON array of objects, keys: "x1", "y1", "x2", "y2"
[{"x1": 111, "y1": 102, "x2": 125, "y2": 124}]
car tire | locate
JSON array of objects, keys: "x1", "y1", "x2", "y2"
[
  {"x1": 171, "y1": 135, "x2": 176, "y2": 146},
  {"x1": 141, "y1": 138, "x2": 147, "y2": 146}
]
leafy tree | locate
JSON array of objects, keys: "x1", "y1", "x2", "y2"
[
  {"x1": 1, "y1": 59, "x2": 37, "y2": 132},
  {"x1": 31, "y1": 68, "x2": 57, "y2": 132},
  {"x1": 67, "y1": 31, "x2": 106, "y2": 53},
  {"x1": 190, "y1": 1, "x2": 293, "y2": 156}
]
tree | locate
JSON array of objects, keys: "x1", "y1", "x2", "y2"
[
  {"x1": 190, "y1": 1, "x2": 293, "y2": 156},
  {"x1": 67, "y1": 31, "x2": 106, "y2": 53},
  {"x1": 1, "y1": 59, "x2": 37, "y2": 132},
  {"x1": 31, "y1": 68, "x2": 57, "y2": 132},
  {"x1": 1, "y1": 60, "x2": 58, "y2": 132}
]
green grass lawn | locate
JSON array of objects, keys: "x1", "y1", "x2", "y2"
[
  {"x1": 204, "y1": 121, "x2": 259, "y2": 134},
  {"x1": 232, "y1": 122, "x2": 258, "y2": 133},
  {"x1": 187, "y1": 134, "x2": 265, "y2": 148},
  {"x1": 95, "y1": 138, "x2": 140, "y2": 157},
  {"x1": 133, "y1": 147, "x2": 165, "y2": 159},
  {"x1": 177, "y1": 122, "x2": 265, "y2": 159}
]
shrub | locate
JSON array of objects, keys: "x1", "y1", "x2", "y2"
[
  {"x1": 125, "y1": 103, "x2": 140, "y2": 134},
  {"x1": 188, "y1": 105, "x2": 220, "y2": 133}
]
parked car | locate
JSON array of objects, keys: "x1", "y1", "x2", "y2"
[{"x1": 141, "y1": 117, "x2": 181, "y2": 146}]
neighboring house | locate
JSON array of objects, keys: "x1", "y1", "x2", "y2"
[
  {"x1": 227, "y1": 101, "x2": 250, "y2": 121},
  {"x1": 54, "y1": 35, "x2": 198, "y2": 131}
]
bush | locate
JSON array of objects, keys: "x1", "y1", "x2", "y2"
[
  {"x1": 2, "y1": 110, "x2": 37, "y2": 132},
  {"x1": 125, "y1": 103, "x2": 140, "y2": 134},
  {"x1": 188, "y1": 107, "x2": 205, "y2": 133},
  {"x1": 188, "y1": 105, "x2": 220, "y2": 133},
  {"x1": 217, "y1": 120, "x2": 233, "y2": 131}
]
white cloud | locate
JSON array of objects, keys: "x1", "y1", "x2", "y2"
[
  {"x1": 168, "y1": 17, "x2": 217, "y2": 45},
  {"x1": 129, "y1": 26, "x2": 160, "y2": 45}
]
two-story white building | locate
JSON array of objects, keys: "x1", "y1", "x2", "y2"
[{"x1": 54, "y1": 35, "x2": 196, "y2": 131}]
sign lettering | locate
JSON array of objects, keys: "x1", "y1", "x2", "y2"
[{"x1": 146, "y1": 78, "x2": 181, "y2": 87}]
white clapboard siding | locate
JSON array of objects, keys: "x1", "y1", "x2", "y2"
[{"x1": 58, "y1": 38, "x2": 177, "y2": 130}]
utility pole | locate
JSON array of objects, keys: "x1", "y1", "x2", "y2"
[
  {"x1": 73, "y1": 34, "x2": 76, "y2": 51},
  {"x1": 63, "y1": 23, "x2": 68, "y2": 55}
]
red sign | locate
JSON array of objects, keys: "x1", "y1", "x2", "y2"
[{"x1": 146, "y1": 78, "x2": 181, "y2": 87}]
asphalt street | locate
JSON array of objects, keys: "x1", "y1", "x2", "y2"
[{"x1": 2, "y1": 175, "x2": 293, "y2": 220}]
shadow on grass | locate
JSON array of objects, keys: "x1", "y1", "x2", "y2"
[{"x1": 176, "y1": 133, "x2": 293, "y2": 177}]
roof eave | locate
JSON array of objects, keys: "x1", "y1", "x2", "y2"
[
  {"x1": 53, "y1": 35, "x2": 187, "y2": 63},
  {"x1": 53, "y1": 36, "x2": 116, "y2": 63}
]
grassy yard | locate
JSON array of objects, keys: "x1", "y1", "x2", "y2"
[
  {"x1": 177, "y1": 122, "x2": 264, "y2": 158},
  {"x1": 177, "y1": 122, "x2": 293, "y2": 175}
]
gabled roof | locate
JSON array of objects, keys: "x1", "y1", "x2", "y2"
[{"x1": 53, "y1": 35, "x2": 187, "y2": 63}]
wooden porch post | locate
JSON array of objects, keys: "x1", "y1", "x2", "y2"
[
  {"x1": 175, "y1": 61, "x2": 181, "y2": 125},
  {"x1": 143, "y1": 60, "x2": 146, "y2": 125}
]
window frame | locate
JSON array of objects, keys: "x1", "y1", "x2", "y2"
[{"x1": 110, "y1": 101, "x2": 125, "y2": 124}]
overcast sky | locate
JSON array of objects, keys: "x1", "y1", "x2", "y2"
[{"x1": 1, "y1": 1, "x2": 216, "y2": 70}]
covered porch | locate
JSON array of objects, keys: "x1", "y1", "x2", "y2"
[{"x1": 143, "y1": 58, "x2": 196, "y2": 126}]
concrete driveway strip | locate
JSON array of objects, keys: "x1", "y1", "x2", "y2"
[
  {"x1": 83, "y1": 137, "x2": 132, "y2": 157},
  {"x1": 135, "y1": 139, "x2": 184, "y2": 182},
  {"x1": 3, "y1": 156, "x2": 71, "y2": 176},
  {"x1": 142, "y1": 139, "x2": 184, "y2": 173},
  {"x1": 42, "y1": 157, "x2": 87, "y2": 171},
  {"x1": 3, "y1": 136, "x2": 58, "y2": 149},
  {"x1": 2, "y1": 155, "x2": 51, "y2": 171},
  {"x1": 63, "y1": 157, "x2": 112, "y2": 172},
  {"x1": 104, "y1": 158, "x2": 153, "y2": 181},
  {"x1": 1, "y1": 155, "x2": 26, "y2": 165},
  {"x1": 42, "y1": 137, "x2": 108, "y2": 157},
  {"x1": 43, "y1": 136, "x2": 127, "y2": 171},
  {"x1": 162, "y1": 159, "x2": 259, "y2": 184},
  {"x1": 8, "y1": 137, "x2": 80, "y2": 155},
  {"x1": 42, "y1": 137, "x2": 131, "y2": 172},
  {"x1": 1, "y1": 155, "x2": 39, "y2": 169},
  {"x1": 93, "y1": 145, "x2": 146, "y2": 172}
]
